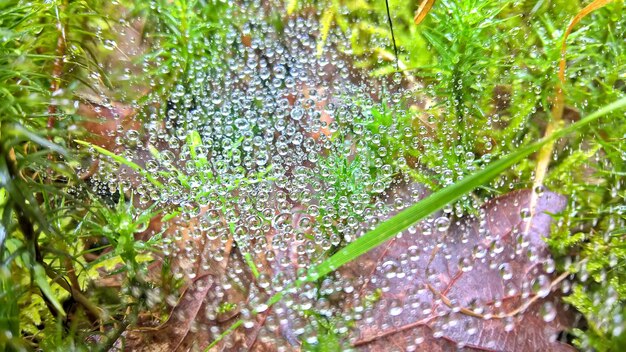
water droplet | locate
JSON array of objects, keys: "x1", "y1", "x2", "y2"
[
  {"x1": 541, "y1": 301, "x2": 556, "y2": 322},
  {"x1": 434, "y1": 217, "x2": 451, "y2": 232}
]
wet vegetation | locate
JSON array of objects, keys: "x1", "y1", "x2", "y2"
[{"x1": 1, "y1": 0, "x2": 626, "y2": 351}]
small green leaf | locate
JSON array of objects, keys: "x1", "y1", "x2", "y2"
[
  {"x1": 162, "y1": 210, "x2": 181, "y2": 222},
  {"x1": 187, "y1": 130, "x2": 202, "y2": 159},
  {"x1": 286, "y1": 0, "x2": 297, "y2": 14},
  {"x1": 317, "y1": 7, "x2": 335, "y2": 57},
  {"x1": 243, "y1": 252, "x2": 260, "y2": 279}
]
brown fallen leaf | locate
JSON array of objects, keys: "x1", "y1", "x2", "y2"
[
  {"x1": 121, "y1": 274, "x2": 215, "y2": 352},
  {"x1": 341, "y1": 188, "x2": 574, "y2": 352},
  {"x1": 120, "y1": 249, "x2": 271, "y2": 352},
  {"x1": 77, "y1": 97, "x2": 140, "y2": 151},
  {"x1": 118, "y1": 185, "x2": 575, "y2": 352}
]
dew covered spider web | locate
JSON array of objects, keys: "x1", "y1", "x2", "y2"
[{"x1": 79, "y1": 2, "x2": 575, "y2": 351}]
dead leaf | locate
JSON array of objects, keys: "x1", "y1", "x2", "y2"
[
  {"x1": 341, "y1": 188, "x2": 574, "y2": 351},
  {"x1": 133, "y1": 249, "x2": 280, "y2": 351},
  {"x1": 118, "y1": 184, "x2": 575, "y2": 352},
  {"x1": 121, "y1": 274, "x2": 215, "y2": 352}
]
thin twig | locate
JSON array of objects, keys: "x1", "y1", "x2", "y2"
[
  {"x1": 352, "y1": 315, "x2": 435, "y2": 346},
  {"x1": 428, "y1": 270, "x2": 571, "y2": 320},
  {"x1": 96, "y1": 304, "x2": 139, "y2": 352},
  {"x1": 384, "y1": 0, "x2": 399, "y2": 71},
  {"x1": 44, "y1": 265, "x2": 103, "y2": 320}
]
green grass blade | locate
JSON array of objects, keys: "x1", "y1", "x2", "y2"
[
  {"x1": 205, "y1": 319, "x2": 243, "y2": 350},
  {"x1": 3, "y1": 123, "x2": 68, "y2": 157},
  {"x1": 206, "y1": 96, "x2": 626, "y2": 349},
  {"x1": 74, "y1": 140, "x2": 164, "y2": 189},
  {"x1": 305, "y1": 96, "x2": 626, "y2": 281},
  {"x1": 200, "y1": 96, "x2": 626, "y2": 351}
]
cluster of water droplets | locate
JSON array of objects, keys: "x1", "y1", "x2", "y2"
[{"x1": 82, "y1": 4, "x2": 569, "y2": 350}]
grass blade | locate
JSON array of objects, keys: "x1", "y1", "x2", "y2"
[
  {"x1": 534, "y1": 0, "x2": 615, "y2": 210},
  {"x1": 33, "y1": 264, "x2": 66, "y2": 318},
  {"x1": 306, "y1": 96, "x2": 626, "y2": 281},
  {"x1": 74, "y1": 140, "x2": 164, "y2": 189},
  {"x1": 207, "y1": 96, "x2": 626, "y2": 350}
]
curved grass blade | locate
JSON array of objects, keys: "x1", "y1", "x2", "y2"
[
  {"x1": 33, "y1": 264, "x2": 66, "y2": 318},
  {"x1": 414, "y1": 0, "x2": 436, "y2": 25},
  {"x1": 3, "y1": 123, "x2": 68, "y2": 157},
  {"x1": 74, "y1": 140, "x2": 164, "y2": 189},
  {"x1": 531, "y1": 0, "x2": 616, "y2": 242}
]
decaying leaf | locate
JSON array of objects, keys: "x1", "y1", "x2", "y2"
[
  {"x1": 118, "y1": 186, "x2": 574, "y2": 351},
  {"x1": 122, "y1": 274, "x2": 215, "y2": 352},
  {"x1": 342, "y1": 188, "x2": 574, "y2": 351}
]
